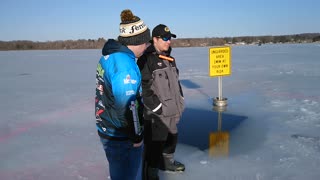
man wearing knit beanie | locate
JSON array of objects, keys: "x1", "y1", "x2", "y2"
[{"x1": 95, "y1": 9, "x2": 150, "y2": 180}]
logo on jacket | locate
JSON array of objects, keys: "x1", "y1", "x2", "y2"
[
  {"x1": 123, "y1": 74, "x2": 137, "y2": 84},
  {"x1": 157, "y1": 62, "x2": 162, "y2": 66},
  {"x1": 97, "y1": 63, "x2": 105, "y2": 77},
  {"x1": 103, "y1": 55, "x2": 109, "y2": 60},
  {"x1": 126, "y1": 90, "x2": 135, "y2": 96},
  {"x1": 96, "y1": 84, "x2": 104, "y2": 95}
]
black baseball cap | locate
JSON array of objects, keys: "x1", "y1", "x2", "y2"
[{"x1": 152, "y1": 24, "x2": 177, "y2": 38}]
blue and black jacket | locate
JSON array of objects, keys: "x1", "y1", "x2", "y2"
[{"x1": 95, "y1": 39, "x2": 143, "y2": 143}]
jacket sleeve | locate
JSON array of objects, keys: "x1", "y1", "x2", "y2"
[
  {"x1": 176, "y1": 67, "x2": 184, "y2": 97},
  {"x1": 95, "y1": 60, "x2": 121, "y2": 126},
  {"x1": 137, "y1": 55, "x2": 162, "y2": 114}
]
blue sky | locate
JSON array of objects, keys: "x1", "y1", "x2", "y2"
[{"x1": 1, "y1": 0, "x2": 319, "y2": 41}]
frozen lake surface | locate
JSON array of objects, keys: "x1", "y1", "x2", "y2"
[{"x1": 1, "y1": 43, "x2": 320, "y2": 180}]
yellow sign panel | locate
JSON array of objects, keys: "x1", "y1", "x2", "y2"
[
  {"x1": 209, "y1": 46, "x2": 231, "y2": 77},
  {"x1": 209, "y1": 132, "x2": 229, "y2": 156}
]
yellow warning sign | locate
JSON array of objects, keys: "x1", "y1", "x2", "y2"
[{"x1": 209, "y1": 46, "x2": 231, "y2": 77}]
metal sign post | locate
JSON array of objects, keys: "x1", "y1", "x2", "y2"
[{"x1": 218, "y1": 76, "x2": 223, "y2": 100}]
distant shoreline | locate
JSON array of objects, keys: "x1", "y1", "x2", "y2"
[{"x1": 1, "y1": 33, "x2": 319, "y2": 51}]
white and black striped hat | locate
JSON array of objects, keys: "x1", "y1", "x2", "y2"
[{"x1": 118, "y1": 9, "x2": 151, "y2": 45}]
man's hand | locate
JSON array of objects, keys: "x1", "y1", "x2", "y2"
[{"x1": 133, "y1": 140, "x2": 143, "y2": 147}]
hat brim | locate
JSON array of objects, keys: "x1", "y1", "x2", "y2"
[{"x1": 163, "y1": 33, "x2": 176, "y2": 38}]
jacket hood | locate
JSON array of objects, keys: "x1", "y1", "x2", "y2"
[{"x1": 102, "y1": 39, "x2": 133, "y2": 56}]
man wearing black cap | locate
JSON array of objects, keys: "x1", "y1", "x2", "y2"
[
  {"x1": 137, "y1": 24, "x2": 185, "y2": 180},
  {"x1": 95, "y1": 9, "x2": 150, "y2": 180}
]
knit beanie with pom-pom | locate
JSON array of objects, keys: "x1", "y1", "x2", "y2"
[{"x1": 118, "y1": 9, "x2": 151, "y2": 45}]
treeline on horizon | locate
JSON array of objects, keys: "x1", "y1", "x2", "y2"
[{"x1": 0, "y1": 33, "x2": 320, "y2": 51}]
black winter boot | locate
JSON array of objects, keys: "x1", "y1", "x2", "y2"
[
  {"x1": 146, "y1": 167, "x2": 159, "y2": 180},
  {"x1": 159, "y1": 153, "x2": 185, "y2": 172}
]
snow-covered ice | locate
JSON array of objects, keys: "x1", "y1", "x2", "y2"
[{"x1": 1, "y1": 43, "x2": 320, "y2": 180}]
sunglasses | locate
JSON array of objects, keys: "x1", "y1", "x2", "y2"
[{"x1": 158, "y1": 36, "x2": 171, "y2": 41}]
